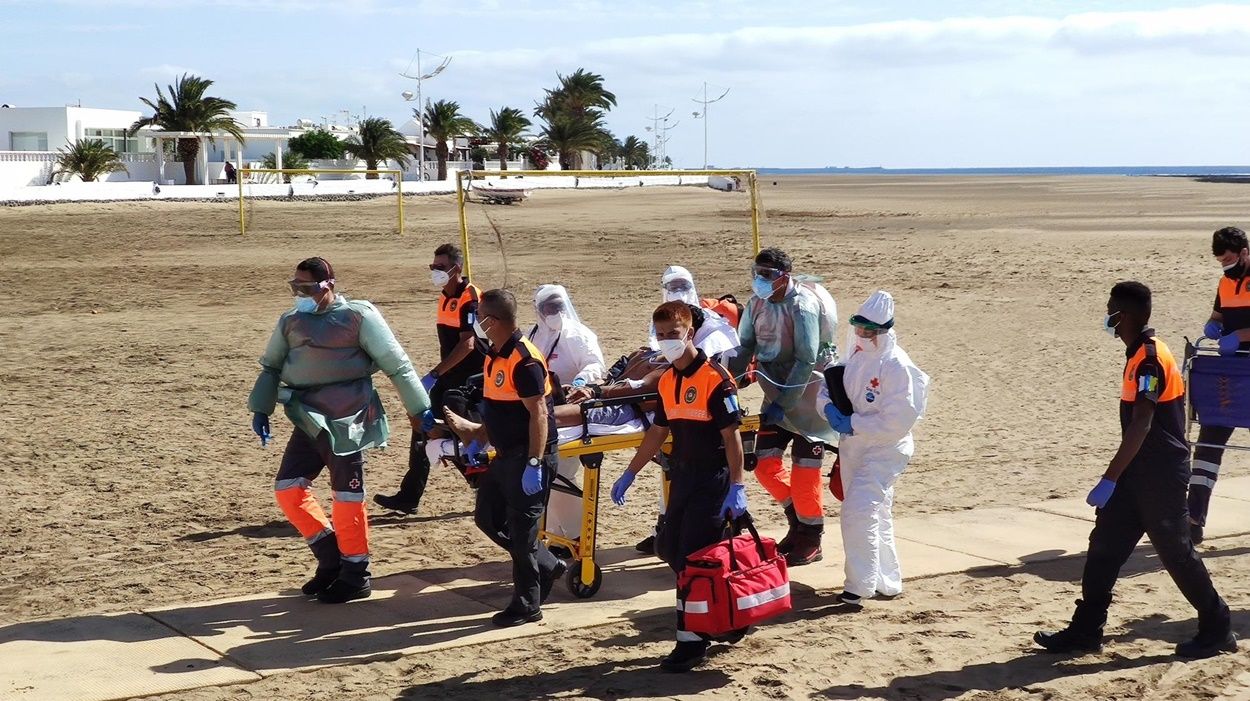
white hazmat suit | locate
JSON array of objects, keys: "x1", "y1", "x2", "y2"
[
  {"x1": 527, "y1": 284, "x2": 607, "y2": 541},
  {"x1": 821, "y1": 291, "x2": 929, "y2": 599}
]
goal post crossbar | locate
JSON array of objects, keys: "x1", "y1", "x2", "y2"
[
  {"x1": 454, "y1": 168, "x2": 760, "y2": 278},
  {"x1": 237, "y1": 168, "x2": 404, "y2": 235}
]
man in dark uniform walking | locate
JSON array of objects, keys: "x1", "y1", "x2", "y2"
[{"x1": 1034, "y1": 281, "x2": 1235, "y2": 658}]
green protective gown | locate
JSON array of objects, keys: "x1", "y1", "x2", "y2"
[
  {"x1": 733, "y1": 283, "x2": 838, "y2": 445},
  {"x1": 248, "y1": 294, "x2": 430, "y2": 455}
]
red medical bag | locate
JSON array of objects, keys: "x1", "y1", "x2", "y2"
[{"x1": 676, "y1": 516, "x2": 791, "y2": 636}]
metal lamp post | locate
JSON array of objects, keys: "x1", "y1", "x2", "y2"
[
  {"x1": 400, "y1": 49, "x2": 451, "y2": 181},
  {"x1": 691, "y1": 82, "x2": 730, "y2": 170}
]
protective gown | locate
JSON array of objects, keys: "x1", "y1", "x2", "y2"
[
  {"x1": 248, "y1": 294, "x2": 431, "y2": 454},
  {"x1": 821, "y1": 319, "x2": 929, "y2": 598},
  {"x1": 735, "y1": 282, "x2": 838, "y2": 444},
  {"x1": 527, "y1": 284, "x2": 607, "y2": 386},
  {"x1": 527, "y1": 284, "x2": 608, "y2": 540}
]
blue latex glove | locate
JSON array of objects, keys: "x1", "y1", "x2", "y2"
[
  {"x1": 1204, "y1": 321, "x2": 1223, "y2": 340},
  {"x1": 721, "y1": 483, "x2": 748, "y2": 519},
  {"x1": 522, "y1": 460, "x2": 544, "y2": 496},
  {"x1": 251, "y1": 412, "x2": 271, "y2": 447},
  {"x1": 571, "y1": 377, "x2": 587, "y2": 388},
  {"x1": 420, "y1": 372, "x2": 438, "y2": 393},
  {"x1": 1219, "y1": 333, "x2": 1242, "y2": 356},
  {"x1": 761, "y1": 403, "x2": 785, "y2": 426},
  {"x1": 1086, "y1": 478, "x2": 1116, "y2": 508},
  {"x1": 824, "y1": 403, "x2": 854, "y2": 435},
  {"x1": 420, "y1": 409, "x2": 436, "y2": 432},
  {"x1": 464, "y1": 440, "x2": 482, "y2": 466},
  {"x1": 611, "y1": 471, "x2": 636, "y2": 506}
]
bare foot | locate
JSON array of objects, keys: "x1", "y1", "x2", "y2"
[{"x1": 443, "y1": 407, "x2": 487, "y2": 443}]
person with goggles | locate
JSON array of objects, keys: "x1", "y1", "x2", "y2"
[
  {"x1": 375, "y1": 243, "x2": 484, "y2": 515},
  {"x1": 1188, "y1": 226, "x2": 1250, "y2": 543},
  {"x1": 527, "y1": 284, "x2": 606, "y2": 550},
  {"x1": 248, "y1": 257, "x2": 432, "y2": 603},
  {"x1": 731, "y1": 247, "x2": 837, "y2": 566}
]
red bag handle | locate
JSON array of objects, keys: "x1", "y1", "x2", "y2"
[{"x1": 725, "y1": 513, "x2": 768, "y2": 571}]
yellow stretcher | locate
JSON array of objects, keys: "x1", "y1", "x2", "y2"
[{"x1": 483, "y1": 394, "x2": 762, "y2": 598}]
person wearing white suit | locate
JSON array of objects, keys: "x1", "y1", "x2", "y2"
[{"x1": 821, "y1": 290, "x2": 929, "y2": 607}]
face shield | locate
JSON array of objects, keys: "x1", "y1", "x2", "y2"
[
  {"x1": 660, "y1": 265, "x2": 700, "y2": 305},
  {"x1": 534, "y1": 284, "x2": 580, "y2": 333}
]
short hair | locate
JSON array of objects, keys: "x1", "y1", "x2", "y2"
[
  {"x1": 480, "y1": 288, "x2": 517, "y2": 323},
  {"x1": 755, "y1": 247, "x2": 792, "y2": 272},
  {"x1": 297, "y1": 257, "x2": 335, "y2": 282},
  {"x1": 1110, "y1": 281, "x2": 1151, "y2": 320},
  {"x1": 434, "y1": 243, "x2": 464, "y2": 267},
  {"x1": 1213, "y1": 227, "x2": 1248, "y2": 256},
  {"x1": 653, "y1": 301, "x2": 694, "y2": 327}
]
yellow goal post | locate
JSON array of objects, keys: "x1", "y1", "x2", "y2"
[
  {"x1": 237, "y1": 168, "x2": 405, "y2": 235},
  {"x1": 454, "y1": 168, "x2": 761, "y2": 278}
]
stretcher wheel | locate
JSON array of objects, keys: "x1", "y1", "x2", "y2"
[{"x1": 566, "y1": 560, "x2": 603, "y2": 599}]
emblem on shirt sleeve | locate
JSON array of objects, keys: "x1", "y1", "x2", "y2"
[
  {"x1": 684, "y1": 387, "x2": 698, "y2": 404},
  {"x1": 725, "y1": 394, "x2": 740, "y2": 414},
  {"x1": 1138, "y1": 375, "x2": 1159, "y2": 393}
]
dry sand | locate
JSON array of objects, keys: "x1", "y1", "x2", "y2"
[{"x1": 2, "y1": 175, "x2": 1248, "y2": 699}]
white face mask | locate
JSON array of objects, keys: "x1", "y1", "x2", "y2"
[
  {"x1": 1103, "y1": 312, "x2": 1120, "y2": 338},
  {"x1": 541, "y1": 313, "x2": 564, "y2": 332},
  {"x1": 473, "y1": 316, "x2": 491, "y2": 342},
  {"x1": 431, "y1": 270, "x2": 451, "y2": 288},
  {"x1": 658, "y1": 338, "x2": 688, "y2": 363},
  {"x1": 294, "y1": 296, "x2": 319, "y2": 313}
]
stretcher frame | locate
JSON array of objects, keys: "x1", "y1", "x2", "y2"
[
  {"x1": 1183, "y1": 337, "x2": 1250, "y2": 456},
  {"x1": 484, "y1": 394, "x2": 761, "y2": 598}
]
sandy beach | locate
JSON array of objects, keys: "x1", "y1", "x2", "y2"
[{"x1": 2, "y1": 175, "x2": 1248, "y2": 699}]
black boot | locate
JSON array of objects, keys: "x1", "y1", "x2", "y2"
[
  {"x1": 1178, "y1": 600, "x2": 1237, "y2": 658},
  {"x1": 1033, "y1": 598, "x2": 1107, "y2": 653},
  {"x1": 660, "y1": 640, "x2": 709, "y2": 672},
  {"x1": 777, "y1": 503, "x2": 800, "y2": 555},
  {"x1": 373, "y1": 440, "x2": 430, "y2": 514},
  {"x1": 317, "y1": 558, "x2": 371, "y2": 604},
  {"x1": 302, "y1": 532, "x2": 341, "y2": 596},
  {"x1": 785, "y1": 522, "x2": 823, "y2": 567}
]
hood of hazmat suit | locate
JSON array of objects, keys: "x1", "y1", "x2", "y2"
[
  {"x1": 736, "y1": 281, "x2": 838, "y2": 443},
  {"x1": 248, "y1": 294, "x2": 431, "y2": 455},
  {"x1": 528, "y1": 284, "x2": 607, "y2": 386},
  {"x1": 660, "y1": 265, "x2": 700, "y2": 306}
]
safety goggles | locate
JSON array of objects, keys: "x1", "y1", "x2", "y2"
[
  {"x1": 752, "y1": 265, "x2": 785, "y2": 281},
  {"x1": 849, "y1": 314, "x2": 893, "y2": 332},
  {"x1": 538, "y1": 301, "x2": 566, "y2": 316},
  {"x1": 663, "y1": 279, "x2": 693, "y2": 293},
  {"x1": 289, "y1": 278, "x2": 331, "y2": 296}
]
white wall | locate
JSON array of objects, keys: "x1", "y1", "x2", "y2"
[{"x1": 0, "y1": 107, "x2": 143, "y2": 152}]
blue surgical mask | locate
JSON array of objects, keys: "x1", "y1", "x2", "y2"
[
  {"x1": 1102, "y1": 312, "x2": 1120, "y2": 337},
  {"x1": 294, "y1": 296, "x2": 319, "y2": 313},
  {"x1": 752, "y1": 276, "x2": 775, "y2": 299}
]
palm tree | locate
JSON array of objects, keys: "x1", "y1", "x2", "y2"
[
  {"x1": 129, "y1": 74, "x2": 243, "y2": 185},
  {"x1": 423, "y1": 100, "x2": 479, "y2": 181},
  {"x1": 262, "y1": 152, "x2": 309, "y2": 183},
  {"x1": 535, "y1": 68, "x2": 616, "y2": 170},
  {"x1": 620, "y1": 135, "x2": 651, "y2": 170},
  {"x1": 482, "y1": 107, "x2": 531, "y2": 172},
  {"x1": 343, "y1": 117, "x2": 409, "y2": 179},
  {"x1": 53, "y1": 139, "x2": 128, "y2": 183},
  {"x1": 595, "y1": 130, "x2": 622, "y2": 169},
  {"x1": 535, "y1": 68, "x2": 617, "y2": 121},
  {"x1": 540, "y1": 112, "x2": 608, "y2": 171}
]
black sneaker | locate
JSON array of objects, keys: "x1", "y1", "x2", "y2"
[
  {"x1": 316, "y1": 579, "x2": 372, "y2": 604},
  {"x1": 1176, "y1": 631, "x2": 1237, "y2": 659},
  {"x1": 541, "y1": 559, "x2": 568, "y2": 604},
  {"x1": 635, "y1": 535, "x2": 656, "y2": 554},
  {"x1": 1190, "y1": 522, "x2": 1205, "y2": 546},
  {"x1": 301, "y1": 568, "x2": 340, "y2": 596},
  {"x1": 1033, "y1": 627, "x2": 1103, "y2": 653},
  {"x1": 491, "y1": 607, "x2": 543, "y2": 628},
  {"x1": 838, "y1": 591, "x2": 864, "y2": 608},
  {"x1": 372, "y1": 493, "x2": 419, "y2": 515},
  {"x1": 660, "y1": 640, "x2": 709, "y2": 672}
]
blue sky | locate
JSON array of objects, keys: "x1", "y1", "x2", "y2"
[{"x1": 3, "y1": 1, "x2": 1250, "y2": 167}]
